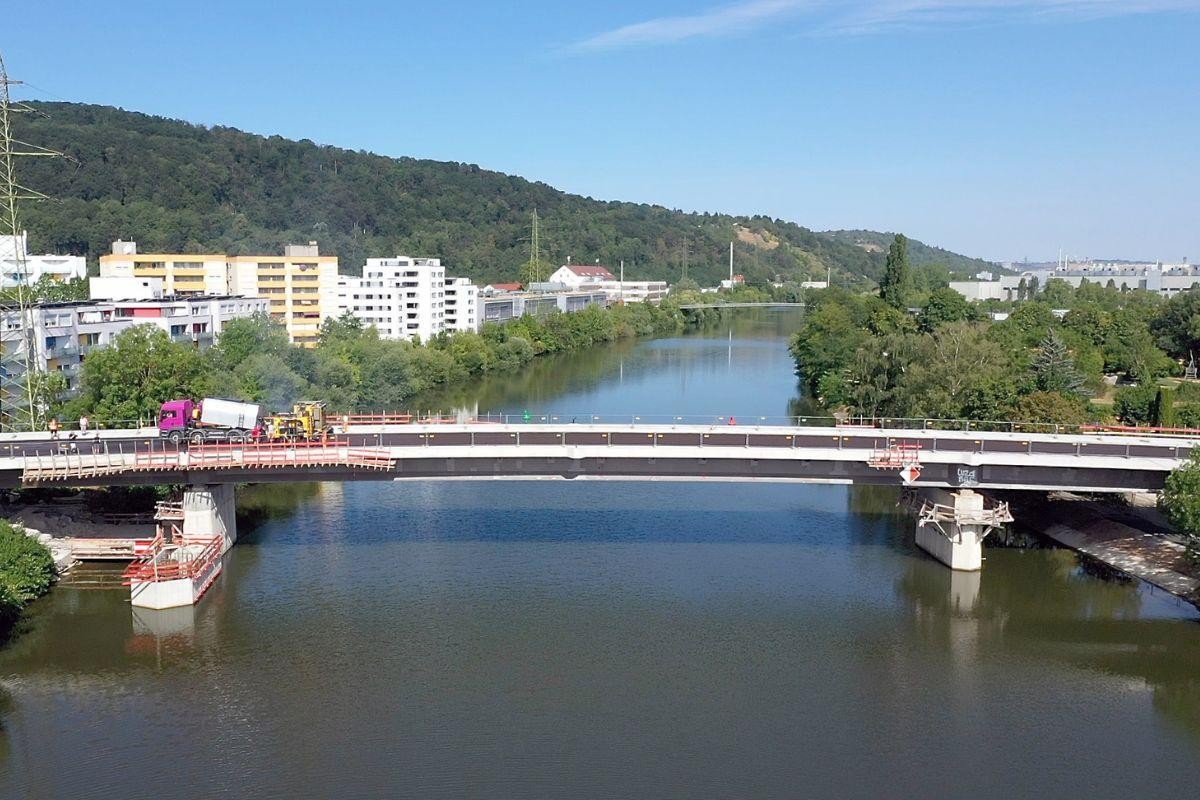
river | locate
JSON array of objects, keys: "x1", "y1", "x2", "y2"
[{"x1": 2, "y1": 310, "x2": 1199, "y2": 798}]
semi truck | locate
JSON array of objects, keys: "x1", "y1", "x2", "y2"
[{"x1": 159, "y1": 398, "x2": 261, "y2": 444}]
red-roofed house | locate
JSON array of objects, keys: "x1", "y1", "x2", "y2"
[
  {"x1": 548, "y1": 264, "x2": 618, "y2": 288},
  {"x1": 484, "y1": 282, "x2": 523, "y2": 294}
]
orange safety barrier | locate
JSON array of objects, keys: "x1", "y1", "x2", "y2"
[
  {"x1": 184, "y1": 439, "x2": 395, "y2": 471},
  {"x1": 867, "y1": 442, "x2": 922, "y2": 470},
  {"x1": 122, "y1": 534, "x2": 223, "y2": 584},
  {"x1": 341, "y1": 413, "x2": 414, "y2": 425}
]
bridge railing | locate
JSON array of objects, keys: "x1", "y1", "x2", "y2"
[{"x1": 400, "y1": 412, "x2": 1200, "y2": 437}]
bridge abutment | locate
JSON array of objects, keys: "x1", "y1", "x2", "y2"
[
  {"x1": 913, "y1": 488, "x2": 1012, "y2": 571},
  {"x1": 182, "y1": 484, "x2": 237, "y2": 553}
]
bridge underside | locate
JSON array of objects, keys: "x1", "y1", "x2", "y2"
[{"x1": 4, "y1": 455, "x2": 1166, "y2": 493}]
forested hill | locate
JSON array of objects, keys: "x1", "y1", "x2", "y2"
[
  {"x1": 15, "y1": 102, "x2": 994, "y2": 286},
  {"x1": 823, "y1": 230, "x2": 1001, "y2": 276}
]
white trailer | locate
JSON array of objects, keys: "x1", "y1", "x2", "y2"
[
  {"x1": 199, "y1": 398, "x2": 260, "y2": 431},
  {"x1": 186, "y1": 398, "x2": 260, "y2": 444}
]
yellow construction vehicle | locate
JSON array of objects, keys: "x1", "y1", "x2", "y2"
[{"x1": 263, "y1": 401, "x2": 333, "y2": 442}]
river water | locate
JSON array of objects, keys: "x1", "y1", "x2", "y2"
[{"x1": 2, "y1": 311, "x2": 1199, "y2": 798}]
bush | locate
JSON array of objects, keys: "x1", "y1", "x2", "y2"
[
  {"x1": 0, "y1": 519, "x2": 55, "y2": 638},
  {"x1": 1161, "y1": 450, "x2": 1200, "y2": 563}
]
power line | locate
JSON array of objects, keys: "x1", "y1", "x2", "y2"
[{"x1": 0, "y1": 52, "x2": 72, "y2": 431}]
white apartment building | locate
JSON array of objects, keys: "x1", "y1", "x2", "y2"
[
  {"x1": 99, "y1": 240, "x2": 339, "y2": 346},
  {"x1": 0, "y1": 232, "x2": 87, "y2": 289},
  {"x1": 443, "y1": 277, "x2": 478, "y2": 333},
  {"x1": 0, "y1": 296, "x2": 268, "y2": 395},
  {"x1": 336, "y1": 257, "x2": 474, "y2": 341}
]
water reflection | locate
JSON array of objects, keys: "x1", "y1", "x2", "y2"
[{"x1": 896, "y1": 546, "x2": 1200, "y2": 741}]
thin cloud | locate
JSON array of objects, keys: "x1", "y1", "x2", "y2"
[
  {"x1": 568, "y1": 1, "x2": 813, "y2": 53},
  {"x1": 566, "y1": 0, "x2": 1200, "y2": 52},
  {"x1": 828, "y1": 0, "x2": 1200, "y2": 34}
]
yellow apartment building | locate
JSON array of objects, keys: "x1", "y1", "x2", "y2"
[
  {"x1": 98, "y1": 240, "x2": 229, "y2": 296},
  {"x1": 99, "y1": 240, "x2": 339, "y2": 346},
  {"x1": 227, "y1": 244, "x2": 339, "y2": 346}
]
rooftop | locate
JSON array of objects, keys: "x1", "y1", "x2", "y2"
[{"x1": 562, "y1": 264, "x2": 617, "y2": 280}]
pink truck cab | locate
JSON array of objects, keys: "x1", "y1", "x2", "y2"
[{"x1": 159, "y1": 399, "x2": 195, "y2": 436}]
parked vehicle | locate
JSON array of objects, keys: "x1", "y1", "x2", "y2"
[{"x1": 159, "y1": 398, "x2": 261, "y2": 445}]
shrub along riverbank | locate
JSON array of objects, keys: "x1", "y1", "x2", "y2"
[
  {"x1": 58, "y1": 300, "x2": 702, "y2": 425},
  {"x1": 0, "y1": 520, "x2": 55, "y2": 640}
]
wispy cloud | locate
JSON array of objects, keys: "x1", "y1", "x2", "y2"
[
  {"x1": 828, "y1": 0, "x2": 1200, "y2": 34},
  {"x1": 566, "y1": 0, "x2": 1200, "y2": 52},
  {"x1": 568, "y1": 1, "x2": 814, "y2": 53}
]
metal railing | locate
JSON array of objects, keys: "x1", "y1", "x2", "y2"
[
  {"x1": 186, "y1": 440, "x2": 394, "y2": 471},
  {"x1": 122, "y1": 534, "x2": 223, "y2": 584}
]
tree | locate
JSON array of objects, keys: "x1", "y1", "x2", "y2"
[
  {"x1": 879, "y1": 234, "x2": 911, "y2": 309},
  {"x1": 1152, "y1": 386, "x2": 1177, "y2": 428},
  {"x1": 1012, "y1": 391, "x2": 1090, "y2": 427},
  {"x1": 1160, "y1": 449, "x2": 1200, "y2": 563},
  {"x1": 212, "y1": 313, "x2": 290, "y2": 371},
  {"x1": 1150, "y1": 288, "x2": 1200, "y2": 359},
  {"x1": 1016, "y1": 278, "x2": 1028, "y2": 302},
  {"x1": 919, "y1": 287, "x2": 974, "y2": 332},
  {"x1": 1114, "y1": 384, "x2": 1158, "y2": 425},
  {"x1": 790, "y1": 298, "x2": 869, "y2": 394},
  {"x1": 896, "y1": 322, "x2": 1019, "y2": 419},
  {"x1": 1041, "y1": 278, "x2": 1073, "y2": 307},
  {"x1": 1033, "y1": 329, "x2": 1086, "y2": 395},
  {"x1": 68, "y1": 326, "x2": 212, "y2": 424}
]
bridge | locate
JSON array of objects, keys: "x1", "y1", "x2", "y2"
[{"x1": 4, "y1": 419, "x2": 1196, "y2": 577}]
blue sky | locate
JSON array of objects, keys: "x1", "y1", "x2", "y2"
[{"x1": 5, "y1": 0, "x2": 1198, "y2": 262}]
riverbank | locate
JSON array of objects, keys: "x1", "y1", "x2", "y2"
[{"x1": 1009, "y1": 493, "x2": 1200, "y2": 607}]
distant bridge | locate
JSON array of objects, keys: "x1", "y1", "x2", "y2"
[{"x1": 677, "y1": 302, "x2": 806, "y2": 310}]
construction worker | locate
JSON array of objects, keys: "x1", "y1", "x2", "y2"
[{"x1": 78, "y1": 415, "x2": 89, "y2": 434}]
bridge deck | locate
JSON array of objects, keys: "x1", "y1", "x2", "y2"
[{"x1": 5, "y1": 422, "x2": 1197, "y2": 493}]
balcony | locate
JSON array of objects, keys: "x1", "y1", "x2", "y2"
[{"x1": 44, "y1": 342, "x2": 80, "y2": 359}]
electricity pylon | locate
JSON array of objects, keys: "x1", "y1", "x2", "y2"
[
  {"x1": 520, "y1": 209, "x2": 548, "y2": 286},
  {"x1": 0, "y1": 52, "x2": 71, "y2": 431}
]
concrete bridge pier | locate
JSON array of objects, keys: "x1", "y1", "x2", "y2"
[
  {"x1": 913, "y1": 488, "x2": 1013, "y2": 571},
  {"x1": 182, "y1": 484, "x2": 237, "y2": 553}
]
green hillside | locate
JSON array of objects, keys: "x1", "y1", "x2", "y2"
[
  {"x1": 823, "y1": 229, "x2": 1003, "y2": 277},
  {"x1": 14, "y1": 102, "x2": 994, "y2": 287}
]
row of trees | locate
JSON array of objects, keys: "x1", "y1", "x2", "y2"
[
  {"x1": 793, "y1": 248, "x2": 1200, "y2": 426},
  {"x1": 58, "y1": 303, "x2": 686, "y2": 424}
]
